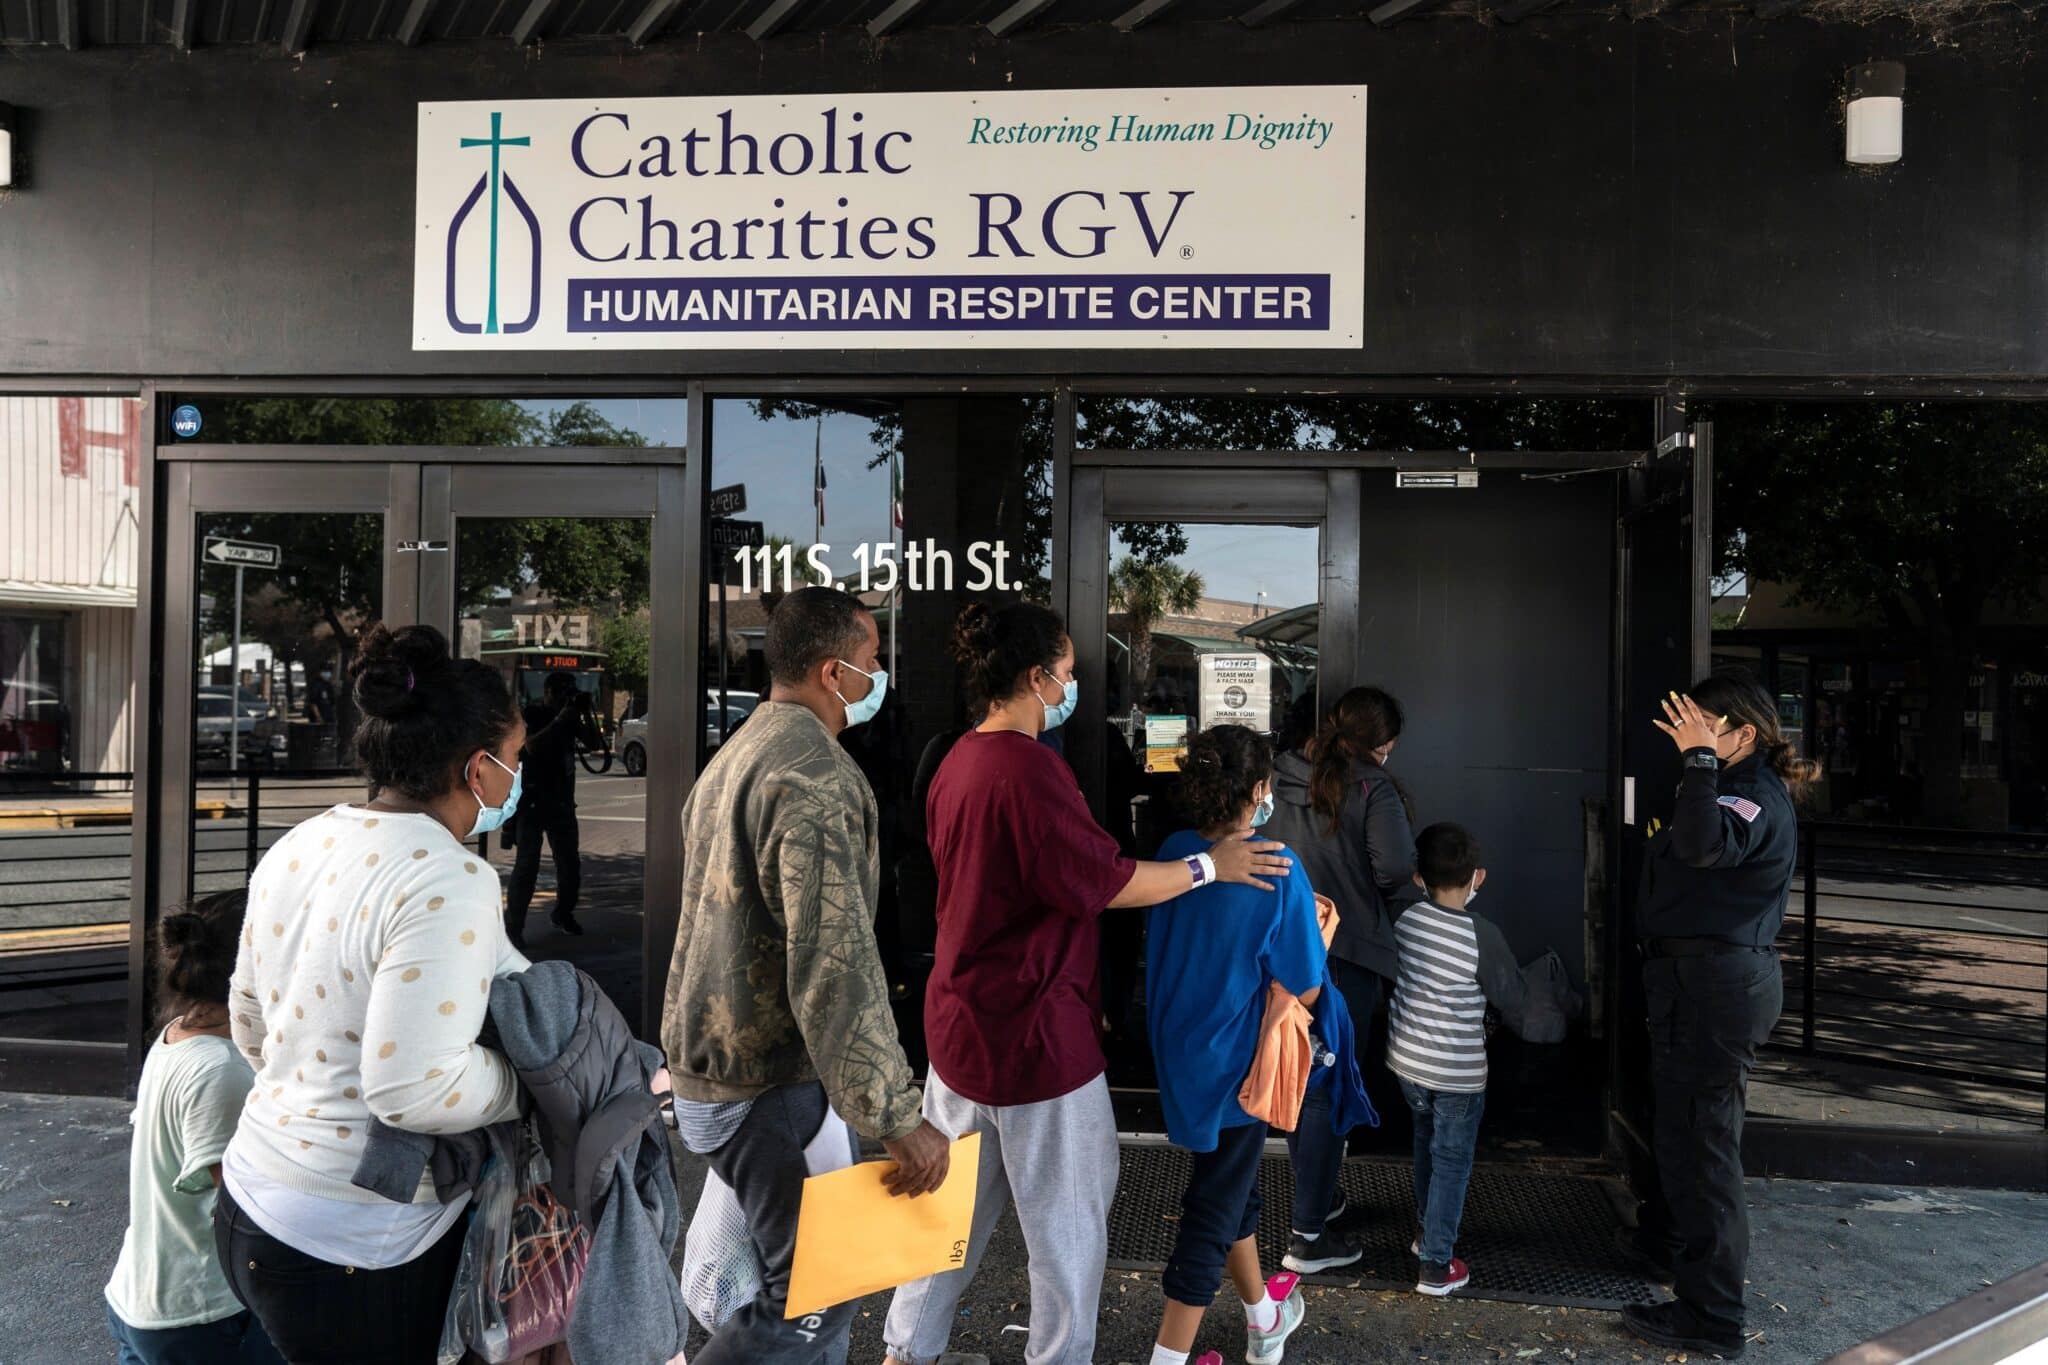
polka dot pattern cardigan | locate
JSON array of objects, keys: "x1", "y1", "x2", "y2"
[{"x1": 227, "y1": 803, "x2": 529, "y2": 1203}]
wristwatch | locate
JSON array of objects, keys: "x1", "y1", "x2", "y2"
[{"x1": 1683, "y1": 748, "x2": 1721, "y2": 772}]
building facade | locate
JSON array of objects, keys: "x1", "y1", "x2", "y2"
[{"x1": 0, "y1": 2, "x2": 2042, "y2": 1184}]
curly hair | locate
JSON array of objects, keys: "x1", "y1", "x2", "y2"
[{"x1": 1176, "y1": 725, "x2": 1273, "y2": 832}]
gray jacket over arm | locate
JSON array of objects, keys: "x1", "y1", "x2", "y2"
[{"x1": 1472, "y1": 914, "x2": 1585, "y2": 1045}]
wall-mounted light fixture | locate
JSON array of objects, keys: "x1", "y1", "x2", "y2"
[
  {"x1": 0, "y1": 103, "x2": 16, "y2": 188},
  {"x1": 1845, "y1": 61, "x2": 1904, "y2": 166}
]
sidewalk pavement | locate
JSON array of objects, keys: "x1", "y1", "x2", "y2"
[{"x1": 4, "y1": 1091, "x2": 2043, "y2": 1365}]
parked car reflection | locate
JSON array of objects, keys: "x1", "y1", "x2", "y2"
[
  {"x1": 616, "y1": 691, "x2": 760, "y2": 776},
  {"x1": 195, "y1": 694, "x2": 288, "y2": 770}
]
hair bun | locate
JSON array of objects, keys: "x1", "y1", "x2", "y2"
[
  {"x1": 160, "y1": 911, "x2": 208, "y2": 951},
  {"x1": 351, "y1": 623, "x2": 452, "y2": 721},
  {"x1": 949, "y1": 601, "x2": 998, "y2": 665}
]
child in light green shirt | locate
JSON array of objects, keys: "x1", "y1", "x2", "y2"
[{"x1": 104, "y1": 891, "x2": 282, "y2": 1364}]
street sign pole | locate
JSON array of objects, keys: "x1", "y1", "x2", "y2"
[
  {"x1": 228, "y1": 563, "x2": 244, "y2": 796},
  {"x1": 201, "y1": 538, "x2": 279, "y2": 800}
]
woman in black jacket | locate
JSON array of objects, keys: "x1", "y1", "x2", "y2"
[
  {"x1": 1622, "y1": 669, "x2": 1811, "y2": 1358},
  {"x1": 1264, "y1": 685, "x2": 1420, "y2": 1273}
]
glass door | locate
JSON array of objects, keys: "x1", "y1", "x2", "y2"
[
  {"x1": 420, "y1": 462, "x2": 689, "y2": 1038},
  {"x1": 158, "y1": 461, "x2": 418, "y2": 1060}
]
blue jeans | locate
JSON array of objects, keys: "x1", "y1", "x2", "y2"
[
  {"x1": 1398, "y1": 1077, "x2": 1485, "y2": 1266},
  {"x1": 1285, "y1": 958, "x2": 1384, "y2": 1235},
  {"x1": 105, "y1": 1302, "x2": 285, "y2": 1365}
]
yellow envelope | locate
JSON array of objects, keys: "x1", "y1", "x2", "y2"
[{"x1": 784, "y1": 1131, "x2": 981, "y2": 1320}]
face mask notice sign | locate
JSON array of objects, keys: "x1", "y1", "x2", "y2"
[
  {"x1": 1200, "y1": 654, "x2": 1273, "y2": 730},
  {"x1": 414, "y1": 86, "x2": 1366, "y2": 351}
]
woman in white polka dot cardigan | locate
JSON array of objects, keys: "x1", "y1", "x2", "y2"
[{"x1": 214, "y1": 623, "x2": 532, "y2": 1362}]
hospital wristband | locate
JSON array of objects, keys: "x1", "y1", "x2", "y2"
[{"x1": 1186, "y1": 852, "x2": 1217, "y2": 887}]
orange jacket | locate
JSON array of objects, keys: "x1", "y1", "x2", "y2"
[{"x1": 1237, "y1": 896, "x2": 1339, "y2": 1132}]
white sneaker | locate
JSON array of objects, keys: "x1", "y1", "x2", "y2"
[{"x1": 1245, "y1": 1278, "x2": 1305, "y2": 1365}]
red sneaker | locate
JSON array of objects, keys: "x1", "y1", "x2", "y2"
[{"x1": 1416, "y1": 1257, "x2": 1470, "y2": 1296}]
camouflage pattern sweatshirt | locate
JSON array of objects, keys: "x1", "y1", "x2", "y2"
[{"x1": 661, "y1": 700, "x2": 924, "y2": 1142}]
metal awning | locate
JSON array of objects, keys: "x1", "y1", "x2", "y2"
[
  {"x1": 0, "y1": 581, "x2": 139, "y2": 611},
  {"x1": 1152, "y1": 630, "x2": 1254, "y2": 655},
  {"x1": 0, "y1": 0, "x2": 1908, "y2": 56},
  {"x1": 1236, "y1": 602, "x2": 1319, "y2": 647}
]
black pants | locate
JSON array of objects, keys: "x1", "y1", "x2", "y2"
[
  {"x1": 1638, "y1": 948, "x2": 1782, "y2": 1333},
  {"x1": 1286, "y1": 958, "x2": 1385, "y2": 1233},
  {"x1": 1164, "y1": 1120, "x2": 1269, "y2": 1308},
  {"x1": 696, "y1": 1081, "x2": 858, "y2": 1365},
  {"x1": 212, "y1": 1181, "x2": 467, "y2": 1365},
  {"x1": 506, "y1": 805, "x2": 581, "y2": 941}
]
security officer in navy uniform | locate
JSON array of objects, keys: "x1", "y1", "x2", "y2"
[{"x1": 1623, "y1": 667, "x2": 1811, "y2": 1358}]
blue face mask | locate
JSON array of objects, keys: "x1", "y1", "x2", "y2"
[
  {"x1": 1040, "y1": 675, "x2": 1079, "y2": 731},
  {"x1": 1252, "y1": 793, "x2": 1275, "y2": 827},
  {"x1": 835, "y1": 660, "x2": 889, "y2": 728},
  {"x1": 467, "y1": 751, "x2": 522, "y2": 840}
]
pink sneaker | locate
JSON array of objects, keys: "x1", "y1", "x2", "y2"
[{"x1": 1246, "y1": 1273, "x2": 1306, "y2": 1364}]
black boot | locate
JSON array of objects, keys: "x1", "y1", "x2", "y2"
[{"x1": 1621, "y1": 1300, "x2": 1746, "y2": 1358}]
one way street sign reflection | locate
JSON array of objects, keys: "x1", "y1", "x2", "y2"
[{"x1": 204, "y1": 538, "x2": 282, "y2": 569}]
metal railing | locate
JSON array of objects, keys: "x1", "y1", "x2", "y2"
[
  {"x1": 0, "y1": 770, "x2": 140, "y2": 1044},
  {"x1": 1, "y1": 768, "x2": 364, "y2": 1028},
  {"x1": 190, "y1": 767, "x2": 363, "y2": 903},
  {"x1": 1771, "y1": 820, "x2": 2048, "y2": 1130}
]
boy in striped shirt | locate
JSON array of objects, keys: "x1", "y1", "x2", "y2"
[{"x1": 1387, "y1": 822, "x2": 1534, "y2": 1296}]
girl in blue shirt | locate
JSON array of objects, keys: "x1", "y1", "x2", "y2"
[{"x1": 1146, "y1": 725, "x2": 1327, "y2": 1365}]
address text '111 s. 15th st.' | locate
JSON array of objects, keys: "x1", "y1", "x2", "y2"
[{"x1": 733, "y1": 541, "x2": 1017, "y2": 594}]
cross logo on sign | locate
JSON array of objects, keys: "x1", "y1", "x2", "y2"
[
  {"x1": 204, "y1": 538, "x2": 282, "y2": 569},
  {"x1": 446, "y1": 111, "x2": 541, "y2": 337}
]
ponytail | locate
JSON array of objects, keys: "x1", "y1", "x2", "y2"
[
  {"x1": 1307, "y1": 685, "x2": 1405, "y2": 835},
  {"x1": 156, "y1": 890, "x2": 247, "y2": 1024},
  {"x1": 1686, "y1": 667, "x2": 1821, "y2": 800}
]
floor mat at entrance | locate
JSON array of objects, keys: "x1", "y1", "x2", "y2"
[{"x1": 1105, "y1": 1146, "x2": 1664, "y2": 1310}]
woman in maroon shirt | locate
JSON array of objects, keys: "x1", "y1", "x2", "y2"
[{"x1": 883, "y1": 601, "x2": 1292, "y2": 1365}]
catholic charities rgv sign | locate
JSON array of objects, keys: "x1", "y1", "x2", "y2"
[{"x1": 413, "y1": 86, "x2": 1365, "y2": 351}]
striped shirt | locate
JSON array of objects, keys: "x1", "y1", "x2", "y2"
[{"x1": 1387, "y1": 901, "x2": 1488, "y2": 1093}]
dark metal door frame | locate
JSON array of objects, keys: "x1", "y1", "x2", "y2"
[
  {"x1": 1064, "y1": 463, "x2": 1361, "y2": 824},
  {"x1": 1071, "y1": 442, "x2": 1705, "y2": 1167},
  {"x1": 1608, "y1": 417, "x2": 1713, "y2": 1174}
]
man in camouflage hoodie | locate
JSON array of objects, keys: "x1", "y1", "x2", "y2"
[{"x1": 664, "y1": 586, "x2": 951, "y2": 1364}]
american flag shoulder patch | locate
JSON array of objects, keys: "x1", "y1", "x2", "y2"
[{"x1": 1718, "y1": 795, "x2": 1763, "y2": 823}]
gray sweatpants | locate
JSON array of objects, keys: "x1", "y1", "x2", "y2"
[{"x1": 883, "y1": 1069, "x2": 1119, "y2": 1365}]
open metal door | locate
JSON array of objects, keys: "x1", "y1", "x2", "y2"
[{"x1": 1609, "y1": 419, "x2": 1714, "y2": 1174}]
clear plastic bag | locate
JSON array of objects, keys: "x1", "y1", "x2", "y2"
[
  {"x1": 680, "y1": 1168, "x2": 762, "y2": 1332},
  {"x1": 440, "y1": 1122, "x2": 590, "y2": 1365}
]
